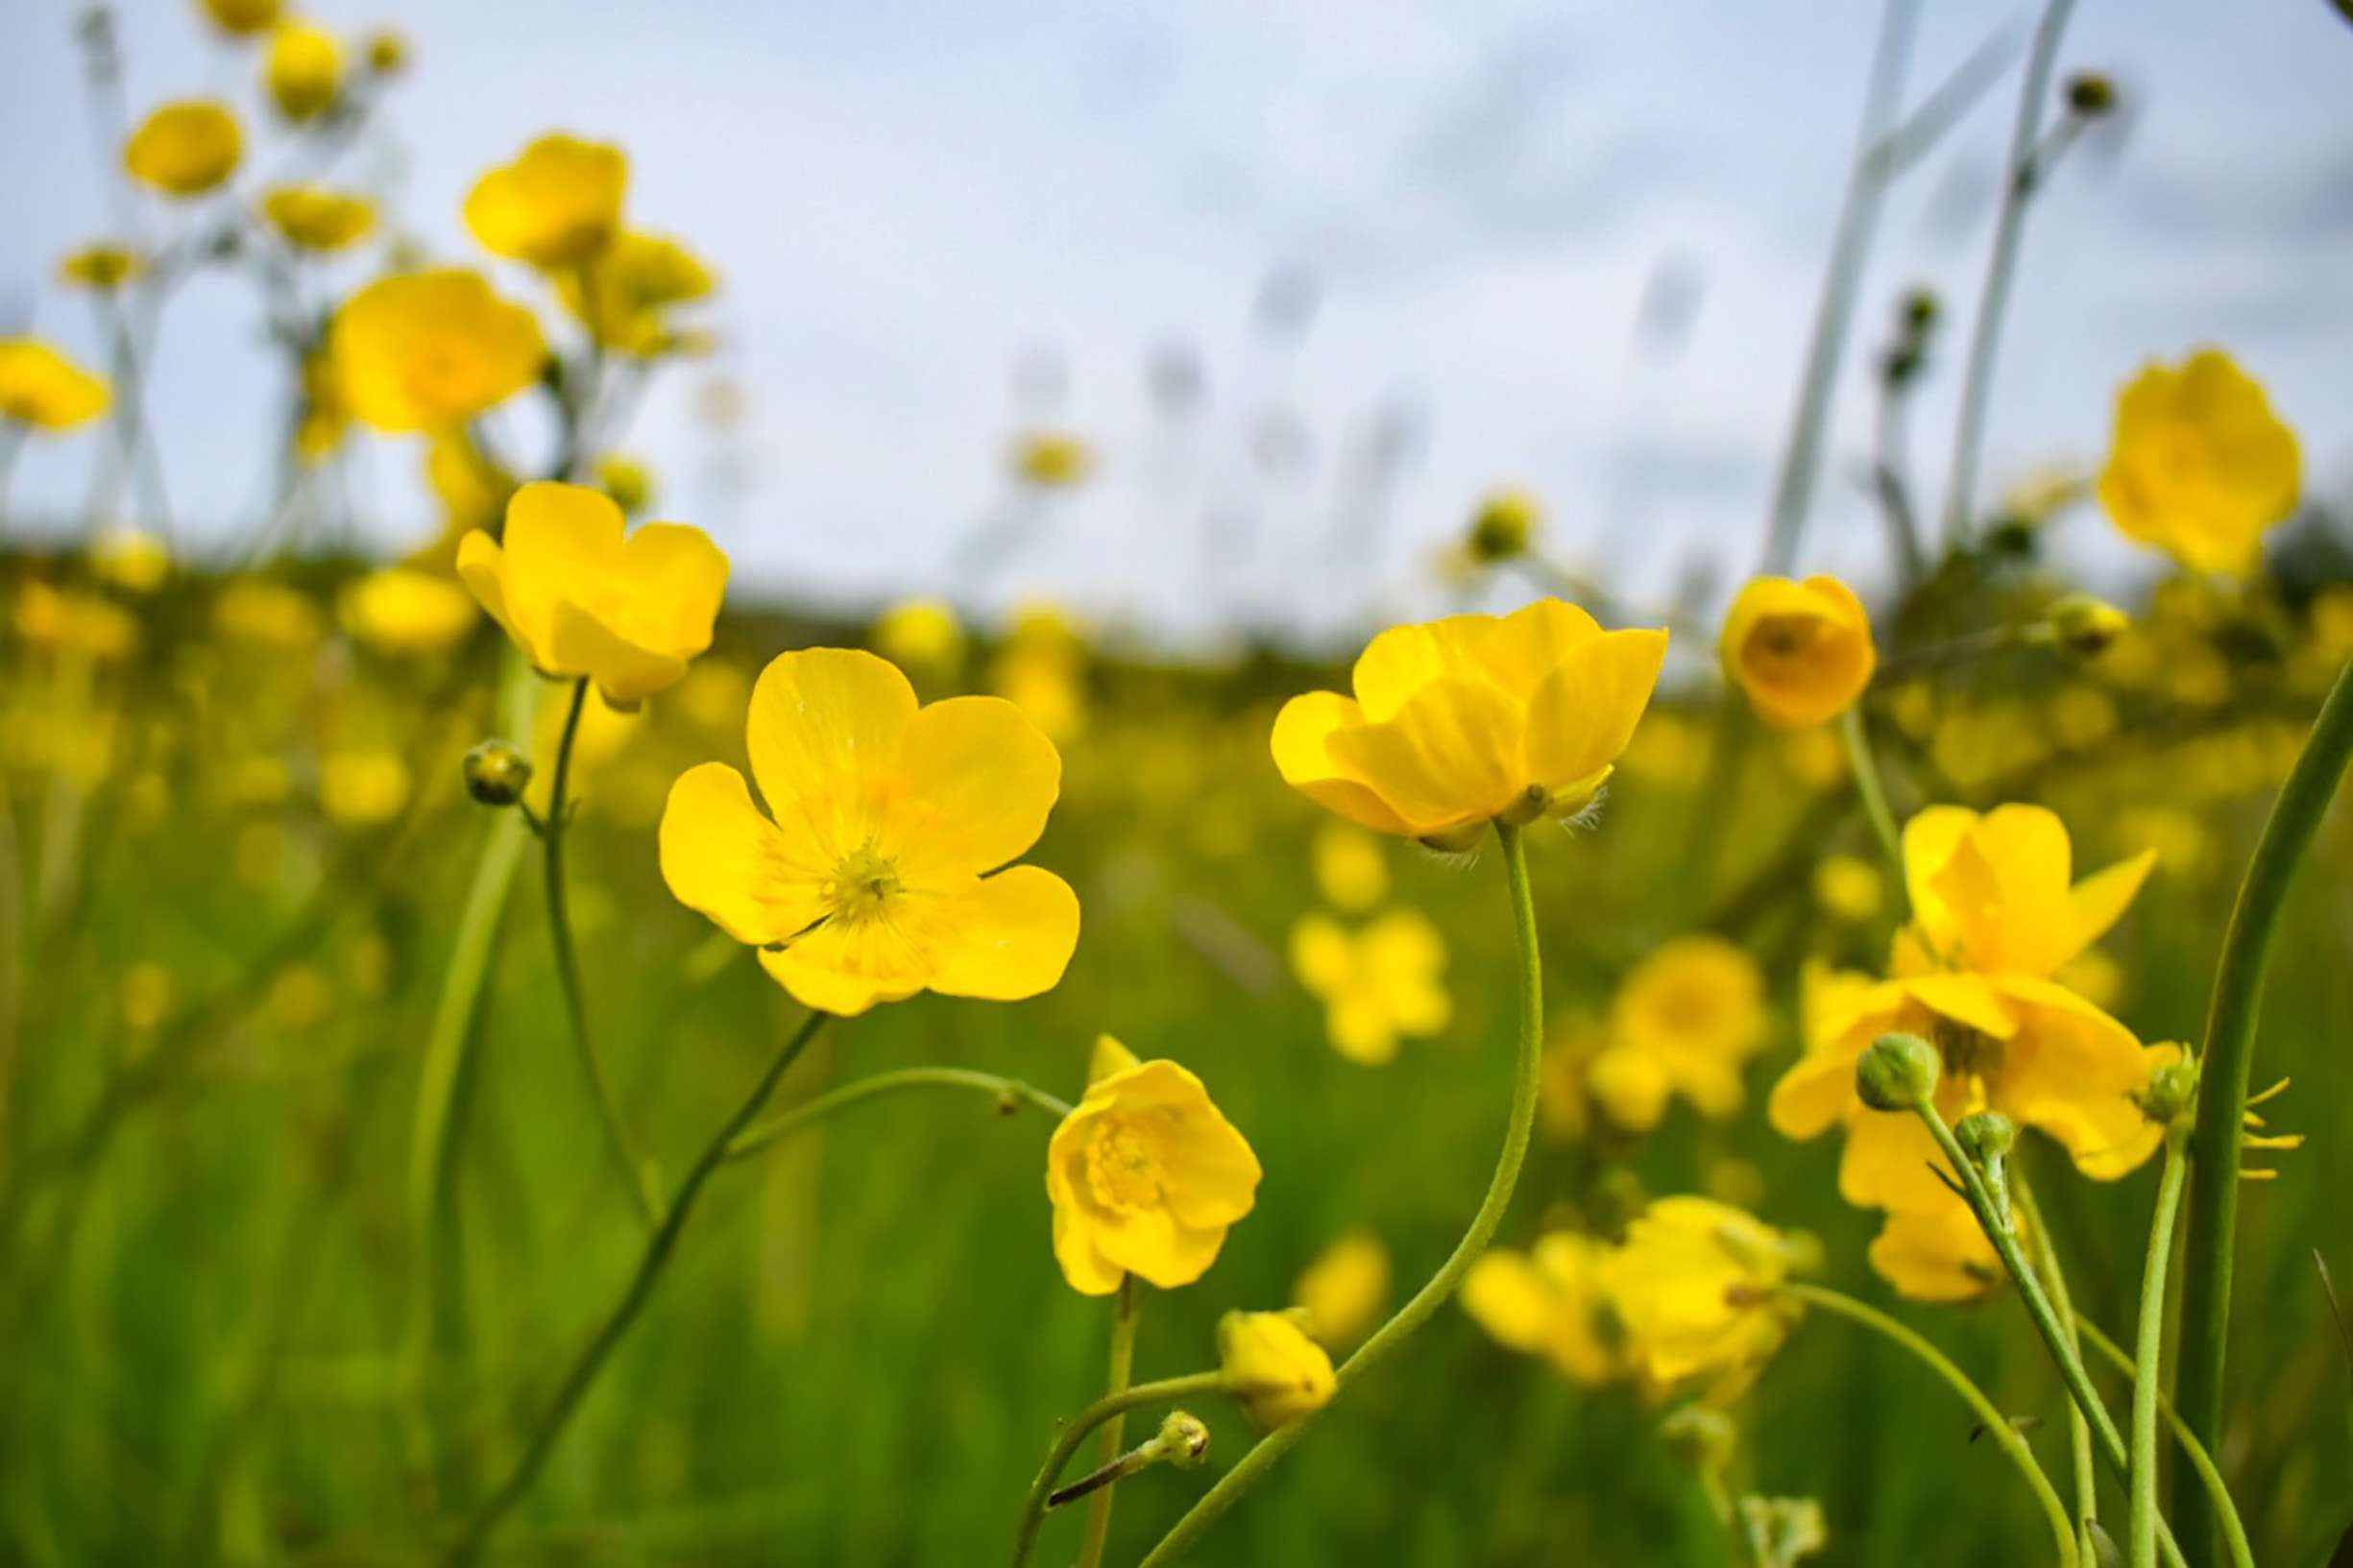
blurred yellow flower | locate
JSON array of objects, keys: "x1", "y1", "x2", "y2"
[
  {"x1": 1010, "y1": 429, "x2": 1093, "y2": 489},
  {"x1": 1720, "y1": 575, "x2": 1875, "y2": 730},
  {"x1": 362, "y1": 27, "x2": 407, "y2": 74},
  {"x1": 1589, "y1": 1044, "x2": 1673, "y2": 1133},
  {"x1": 594, "y1": 453, "x2": 653, "y2": 516},
  {"x1": 424, "y1": 432, "x2": 515, "y2": 538},
  {"x1": 1292, "y1": 1229, "x2": 1390, "y2": 1348},
  {"x1": 0, "y1": 339, "x2": 110, "y2": 431},
  {"x1": 341, "y1": 567, "x2": 479, "y2": 656},
  {"x1": 124, "y1": 101, "x2": 244, "y2": 197},
  {"x1": 559, "y1": 230, "x2": 716, "y2": 353},
  {"x1": 295, "y1": 349, "x2": 350, "y2": 463},
  {"x1": 1867, "y1": 1194, "x2": 2012, "y2": 1303},
  {"x1": 89, "y1": 528, "x2": 170, "y2": 594},
  {"x1": 59, "y1": 244, "x2": 144, "y2": 291},
  {"x1": 2098, "y1": 348, "x2": 2299, "y2": 576},
  {"x1": 1274, "y1": 599, "x2": 1667, "y2": 846},
  {"x1": 458, "y1": 481, "x2": 726, "y2": 704},
  {"x1": 331, "y1": 270, "x2": 546, "y2": 432},
  {"x1": 1047, "y1": 1052, "x2": 1260, "y2": 1293},
  {"x1": 1609, "y1": 935, "x2": 1766, "y2": 1120},
  {"x1": 121, "y1": 962, "x2": 176, "y2": 1030},
  {"x1": 1217, "y1": 1310, "x2": 1335, "y2": 1430},
  {"x1": 1810, "y1": 853, "x2": 1882, "y2": 923},
  {"x1": 265, "y1": 22, "x2": 342, "y2": 121},
  {"x1": 320, "y1": 748, "x2": 411, "y2": 828},
  {"x1": 1289, "y1": 908, "x2": 1450, "y2": 1066},
  {"x1": 991, "y1": 646, "x2": 1086, "y2": 742},
  {"x1": 1605, "y1": 1196, "x2": 1801, "y2": 1404},
  {"x1": 199, "y1": 0, "x2": 280, "y2": 36},
  {"x1": 464, "y1": 133, "x2": 628, "y2": 269},
  {"x1": 1308, "y1": 821, "x2": 1389, "y2": 912},
  {"x1": 874, "y1": 597, "x2": 966, "y2": 677},
  {"x1": 214, "y1": 577, "x2": 324, "y2": 649},
  {"x1": 1461, "y1": 1231, "x2": 1619, "y2": 1385},
  {"x1": 16, "y1": 582, "x2": 139, "y2": 662},
  {"x1": 1464, "y1": 488, "x2": 1540, "y2": 565},
  {"x1": 659, "y1": 648, "x2": 1080, "y2": 1016},
  {"x1": 262, "y1": 185, "x2": 376, "y2": 252}
]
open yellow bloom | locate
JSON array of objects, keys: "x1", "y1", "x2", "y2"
[
  {"x1": 558, "y1": 230, "x2": 716, "y2": 353},
  {"x1": 1217, "y1": 1310, "x2": 1335, "y2": 1430},
  {"x1": 124, "y1": 101, "x2": 243, "y2": 197},
  {"x1": 1609, "y1": 935, "x2": 1766, "y2": 1120},
  {"x1": 1605, "y1": 1196, "x2": 1801, "y2": 1405},
  {"x1": 340, "y1": 567, "x2": 478, "y2": 656},
  {"x1": 1273, "y1": 599, "x2": 1667, "y2": 845},
  {"x1": 1292, "y1": 1229, "x2": 1390, "y2": 1348},
  {"x1": 59, "y1": 245, "x2": 144, "y2": 291},
  {"x1": 1768, "y1": 805, "x2": 2164, "y2": 1211},
  {"x1": 458, "y1": 482, "x2": 726, "y2": 704},
  {"x1": 661, "y1": 648, "x2": 1080, "y2": 1016},
  {"x1": 0, "y1": 340, "x2": 110, "y2": 431},
  {"x1": 1868, "y1": 1194, "x2": 2014, "y2": 1304},
  {"x1": 464, "y1": 133, "x2": 628, "y2": 269},
  {"x1": 1461, "y1": 1231, "x2": 1619, "y2": 1385},
  {"x1": 320, "y1": 748, "x2": 410, "y2": 829},
  {"x1": 1046, "y1": 1053, "x2": 1259, "y2": 1293},
  {"x1": 262, "y1": 186, "x2": 376, "y2": 253},
  {"x1": 265, "y1": 22, "x2": 341, "y2": 121},
  {"x1": 1308, "y1": 821, "x2": 1389, "y2": 912},
  {"x1": 1289, "y1": 908, "x2": 1450, "y2": 1066},
  {"x1": 873, "y1": 597, "x2": 965, "y2": 678},
  {"x1": 2098, "y1": 348, "x2": 2299, "y2": 576},
  {"x1": 331, "y1": 270, "x2": 545, "y2": 433},
  {"x1": 1720, "y1": 575, "x2": 1875, "y2": 729},
  {"x1": 1011, "y1": 429, "x2": 1092, "y2": 489},
  {"x1": 89, "y1": 528, "x2": 170, "y2": 594}
]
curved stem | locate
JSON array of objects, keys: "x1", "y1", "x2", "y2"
[
  {"x1": 2076, "y1": 1319, "x2": 2255, "y2": 1568},
  {"x1": 1838, "y1": 705, "x2": 1909, "y2": 917},
  {"x1": 2129, "y1": 1136, "x2": 2191, "y2": 1568},
  {"x1": 2015, "y1": 1174, "x2": 2100, "y2": 1559},
  {"x1": 542, "y1": 676, "x2": 659, "y2": 1227},
  {"x1": 2177, "y1": 653, "x2": 2353, "y2": 1564},
  {"x1": 1007, "y1": 1372, "x2": 1228, "y2": 1568},
  {"x1": 1077, "y1": 1276, "x2": 1142, "y2": 1568},
  {"x1": 1134, "y1": 818, "x2": 1546, "y2": 1567},
  {"x1": 726, "y1": 1069, "x2": 1072, "y2": 1162},
  {"x1": 1783, "y1": 1282, "x2": 2076, "y2": 1567},
  {"x1": 443, "y1": 1009, "x2": 826, "y2": 1566}
]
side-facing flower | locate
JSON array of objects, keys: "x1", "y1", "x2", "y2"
[
  {"x1": 1047, "y1": 1049, "x2": 1260, "y2": 1293},
  {"x1": 1288, "y1": 907, "x2": 1451, "y2": 1065},
  {"x1": 1720, "y1": 575, "x2": 1875, "y2": 729},
  {"x1": 1461, "y1": 1230, "x2": 1620, "y2": 1386},
  {"x1": 464, "y1": 133, "x2": 628, "y2": 269},
  {"x1": 2098, "y1": 348, "x2": 2299, "y2": 576},
  {"x1": 331, "y1": 270, "x2": 546, "y2": 432},
  {"x1": 1273, "y1": 598, "x2": 1667, "y2": 847},
  {"x1": 558, "y1": 230, "x2": 716, "y2": 353},
  {"x1": 1867, "y1": 1194, "x2": 2016, "y2": 1304},
  {"x1": 1605, "y1": 1196, "x2": 1802, "y2": 1405},
  {"x1": 1216, "y1": 1310, "x2": 1335, "y2": 1430},
  {"x1": 660, "y1": 647, "x2": 1081, "y2": 1016},
  {"x1": 124, "y1": 100, "x2": 243, "y2": 197},
  {"x1": 58, "y1": 245, "x2": 144, "y2": 291},
  {"x1": 262, "y1": 186, "x2": 376, "y2": 253},
  {"x1": 1609, "y1": 935, "x2": 1766, "y2": 1121},
  {"x1": 0, "y1": 340, "x2": 110, "y2": 431},
  {"x1": 265, "y1": 21, "x2": 342, "y2": 121}
]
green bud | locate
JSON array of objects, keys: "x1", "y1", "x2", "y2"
[
  {"x1": 2047, "y1": 592, "x2": 2130, "y2": 657},
  {"x1": 1154, "y1": 1411, "x2": 1212, "y2": 1469},
  {"x1": 1955, "y1": 1110, "x2": 2017, "y2": 1164},
  {"x1": 461, "y1": 739, "x2": 533, "y2": 808},
  {"x1": 1900, "y1": 286, "x2": 1940, "y2": 332},
  {"x1": 2139, "y1": 1055, "x2": 2199, "y2": 1127},
  {"x1": 2064, "y1": 72, "x2": 2118, "y2": 117},
  {"x1": 1660, "y1": 1404, "x2": 1737, "y2": 1474},
  {"x1": 1856, "y1": 1033, "x2": 1940, "y2": 1113},
  {"x1": 1466, "y1": 489, "x2": 1540, "y2": 564}
]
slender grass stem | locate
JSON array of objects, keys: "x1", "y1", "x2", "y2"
[
  {"x1": 1077, "y1": 1275, "x2": 1142, "y2": 1568},
  {"x1": 2176, "y1": 654, "x2": 2353, "y2": 1564},
  {"x1": 726, "y1": 1069, "x2": 1072, "y2": 1161},
  {"x1": 2076, "y1": 1320, "x2": 2254, "y2": 1568},
  {"x1": 1838, "y1": 705, "x2": 1907, "y2": 911},
  {"x1": 2129, "y1": 1136, "x2": 2190, "y2": 1568},
  {"x1": 1133, "y1": 819, "x2": 1546, "y2": 1567},
  {"x1": 1008, "y1": 1372, "x2": 1229, "y2": 1568},
  {"x1": 442, "y1": 1009, "x2": 828, "y2": 1566},
  {"x1": 2015, "y1": 1175, "x2": 2100, "y2": 1559},
  {"x1": 1783, "y1": 1282, "x2": 2076, "y2": 1567}
]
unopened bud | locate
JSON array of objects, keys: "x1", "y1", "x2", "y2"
[
  {"x1": 1856, "y1": 1033, "x2": 1940, "y2": 1113},
  {"x1": 2139, "y1": 1055, "x2": 2198, "y2": 1127},
  {"x1": 2064, "y1": 72, "x2": 2118, "y2": 117},
  {"x1": 1900, "y1": 287, "x2": 1941, "y2": 332},
  {"x1": 1154, "y1": 1411, "x2": 1211, "y2": 1468},
  {"x1": 1466, "y1": 489, "x2": 1540, "y2": 564},
  {"x1": 1660, "y1": 1404, "x2": 1737, "y2": 1475},
  {"x1": 2047, "y1": 593, "x2": 2130, "y2": 657},
  {"x1": 462, "y1": 739, "x2": 533, "y2": 807},
  {"x1": 1955, "y1": 1110, "x2": 2017, "y2": 1164}
]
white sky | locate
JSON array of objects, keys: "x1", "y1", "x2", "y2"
[{"x1": 5, "y1": 0, "x2": 2350, "y2": 650}]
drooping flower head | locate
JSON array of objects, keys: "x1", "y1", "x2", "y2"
[
  {"x1": 660, "y1": 648, "x2": 1080, "y2": 1016},
  {"x1": 1605, "y1": 1196, "x2": 1803, "y2": 1404},
  {"x1": 1461, "y1": 1230, "x2": 1620, "y2": 1386},
  {"x1": 464, "y1": 133, "x2": 628, "y2": 270},
  {"x1": 1046, "y1": 1042, "x2": 1259, "y2": 1293},
  {"x1": 459, "y1": 481, "x2": 726, "y2": 705},
  {"x1": 124, "y1": 101, "x2": 244, "y2": 197},
  {"x1": 1720, "y1": 575, "x2": 1875, "y2": 729},
  {"x1": 1217, "y1": 1310, "x2": 1335, "y2": 1430},
  {"x1": 0, "y1": 340, "x2": 111, "y2": 431},
  {"x1": 262, "y1": 186, "x2": 376, "y2": 253},
  {"x1": 1608, "y1": 935, "x2": 1766, "y2": 1121},
  {"x1": 330, "y1": 270, "x2": 546, "y2": 432},
  {"x1": 1273, "y1": 599, "x2": 1667, "y2": 848},
  {"x1": 1288, "y1": 908, "x2": 1451, "y2": 1066},
  {"x1": 2098, "y1": 348, "x2": 2299, "y2": 576}
]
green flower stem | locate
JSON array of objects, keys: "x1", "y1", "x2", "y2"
[
  {"x1": 2129, "y1": 1135, "x2": 2191, "y2": 1568},
  {"x1": 2075, "y1": 1319, "x2": 2255, "y2": 1568},
  {"x1": 541, "y1": 676, "x2": 661, "y2": 1228},
  {"x1": 726, "y1": 1069, "x2": 1072, "y2": 1162},
  {"x1": 1008, "y1": 1372, "x2": 1230, "y2": 1568},
  {"x1": 2015, "y1": 1174, "x2": 2101, "y2": 1560},
  {"x1": 444, "y1": 1008, "x2": 827, "y2": 1567},
  {"x1": 1133, "y1": 818, "x2": 1546, "y2": 1568},
  {"x1": 1783, "y1": 1282, "x2": 2075, "y2": 1568},
  {"x1": 1078, "y1": 1275, "x2": 1142, "y2": 1568},
  {"x1": 1838, "y1": 705, "x2": 1908, "y2": 914},
  {"x1": 2176, "y1": 653, "x2": 2353, "y2": 1565}
]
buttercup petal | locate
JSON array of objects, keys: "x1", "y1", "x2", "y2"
[
  {"x1": 2065, "y1": 850, "x2": 2155, "y2": 963},
  {"x1": 1325, "y1": 676, "x2": 1523, "y2": 834},
  {"x1": 1522, "y1": 628, "x2": 1669, "y2": 793},
  {"x1": 1477, "y1": 598, "x2": 1605, "y2": 703},
  {"x1": 885, "y1": 695, "x2": 1061, "y2": 878},
  {"x1": 613, "y1": 521, "x2": 729, "y2": 656},
  {"x1": 1271, "y1": 692, "x2": 1412, "y2": 834},
  {"x1": 924, "y1": 865, "x2": 1080, "y2": 1002},
  {"x1": 745, "y1": 648, "x2": 918, "y2": 857},
  {"x1": 1350, "y1": 615, "x2": 1495, "y2": 720},
  {"x1": 658, "y1": 762, "x2": 825, "y2": 945},
  {"x1": 547, "y1": 599, "x2": 689, "y2": 703}
]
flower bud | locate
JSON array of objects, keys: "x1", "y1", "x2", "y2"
[
  {"x1": 1900, "y1": 286, "x2": 1940, "y2": 333},
  {"x1": 461, "y1": 738, "x2": 533, "y2": 807},
  {"x1": 1856, "y1": 1032, "x2": 1939, "y2": 1113},
  {"x1": 2064, "y1": 72, "x2": 2118, "y2": 117},
  {"x1": 1154, "y1": 1411, "x2": 1212, "y2": 1469},
  {"x1": 1954, "y1": 1109, "x2": 2014, "y2": 1163},
  {"x1": 1660, "y1": 1404, "x2": 1737, "y2": 1474},
  {"x1": 1217, "y1": 1309, "x2": 1335, "y2": 1431},
  {"x1": 2138, "y1": 1055, "x2": 2198, "y2": 1127},
  {"x1": 2047, "y1": 593, "x2": 2130, "y2": 658},
  {"x1": 1466, "y1": 489, "x2": 1540, "y2": 564}
]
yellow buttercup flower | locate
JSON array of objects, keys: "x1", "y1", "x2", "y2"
[
  {"x1": 59, "y1": 245, "x2": 144, "y2": 291},
  {"x1": 1720, "y1": 575, "x2": 1875, "y2": 729},
  {"x1": 1289, "y1": 908, "x2": 1450, "y2": 1066},
  {"x1": 1609, "y1": 935, "x2": 1766, "y2": 1121},
  {"x1": 320, "y1": 748, "x2": 411, "y2": 829},
  {"x1": 1273, "y1": 599, "x2": 1667, "y2": 846},
  {"x1": 1292, "y1": 1230, "x2": 1390, "y2": 1348},
  {"x1": 124, "y1": 101, "x2": 244, "y2": 198},
  {"x1": 594, "y1": 453, "x2": 653, "y2": 517},
  {"x1": 1216, "y1": 1310, "x2": 1335, "y2": 1430},
  {"x1": 659, "y1": 648, "x2": 1081, "y2": 1016},
  {"x1": 265, "y1": 22, "x2": 342, "y2": 121},
  {"x1": 1461, "y1": 1231, "x2": 1619, "y2": 1385},
  {"x1": 424, "y1": 432, "x2": 515, "y2": 539},
  {"x1": 1045, "y1": 1051, "x2": 1259, "y2": 1293},
  {"x1": 214, "y1": 577, "x2": 324, "y2": 649},
  {"x1": 363, "y1": 27, "x2": 407, "y2": 74},
  {"x1": 330, "y1": 270, "x2": 546, "y2": 433},
  {"x1": 1308, "y1": 821, "x2": 1389, "y2": 912},
  {"x1": 873, "y1": 597, "x2": 966, "y2": 678},
  {"x1": 199, "y1": 0, "x2": 280, "y2": 36},
  {"x1": 89, "y1": 528, "x2": 171, "y2": 594},
  {"x1": 464, "y1": 133, "x2": 628, "y2": 269},
  {"x1": 1011, "y1": 429, "x2": 1092, "y2": 489},
  {"x1": 0, "y1": 340, "x2": 111, "y2": 431},
  {"x1": 1868, "y1": 1194, "x2": 2014, "y2": 1304},
  {"x1": 2098, "y1": 348, "x2": 2299, "y2": 576},
  {"x1": 340, "y1": 567, "x2": 479, "y2": 656},
  {"x1": 1605, "y1": 1196, "x2": 1802, "y2": 1404},
  {"x1": 458, "y1": 481, "x2": 727, "y2": 705},
  {"x1": 262, "y1": 186, "x2": 376, "y2": 253},
  {"x1": 559, "y1": 231, "x2": 716, "y2": 353},
  {"x1": 1811, "y1": 853, "x2": 1883, "y2": 923},
  {"x1": 16, "y1": 582, "x2": 139, "y2": 662}
]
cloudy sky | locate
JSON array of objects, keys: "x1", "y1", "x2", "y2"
[{"x1": 4, "y1": 0, "x2": 2349, "y2": 646}]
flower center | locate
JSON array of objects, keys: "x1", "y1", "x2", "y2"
[
  {"x1": 1930, "y1": 1017, "x2": 2003, "y2": 1080},
  {"x1": 1084, "y1": 1118, "x2": 1165, "y2": 1213},
  {"x1": 823, "y1": 842, "x2": 903, "y2": 927}
]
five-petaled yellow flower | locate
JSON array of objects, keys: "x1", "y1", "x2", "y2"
[
  {"x1": 262, "y1": 186, "x2": 376, "y2": 253},
  {"x1": 265, "y1": 21, "x2": 342, "y2": 121},
  {"x1": 1217, "y1": 1310, "x2": 1335, "y2": 1430},
  {"x1": 1768, "y1": 804, "x2": 2166, "y2": 1212},
  {"x1": 459, "y1": 481, "x2": 726, "y2": 704},
  {"x1": 661, "y1": 647, "x2": 1081, "y2": 1016},
  {"x1": 330, "y1": 270, "x2": 546, "y2": 432},
  {"x1": 1273, "y1": 599, "x2": 1667, "y2": 848},
  {"x1": 1605, "y1": 1196, "x2": 1802, "y2": 1405},
  {"x1": 124, "y1": 101, "x2": 244, "y2": 198},
  {"x1": 559, "y1": 230, "x2": 716, "y2": 353},
  {"x1": 1868, "y1": 1193, "x2": 2015, "y2": 1304},
  {"x1": 2098, "y1": 347, "x2": 2301, "y2": 576},
  {"x1": 1289, "y1": 908, "x2": 1450, "y2": 1066},
  {"x1": 1720, "y1": 575, "x2": 1875, "y2": 729},
  {"x1": 1609, "y1": 935, "x2": 1767, "y2": 1121},
  {"x1": 0, "y1": 340, "x2": 111, "y2": 431},
  {"x1": 341, "y1": 567, "x2": 480, "y2": 657},
  {"x1": 1461, "y1": 1231, "x2": 1620, "y2": 1386},
  {"x1": 1045, "y1": 1044, "x2": 1258, "y2": 1292},
  {"x1": 464, "y1": 133, "x2": 629, "y2": 269}
]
